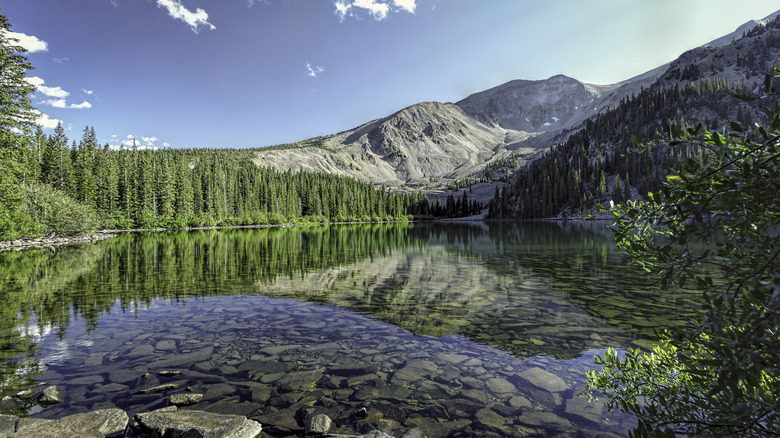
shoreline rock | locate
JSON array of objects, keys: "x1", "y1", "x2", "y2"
[
  {"x1": 0, "y1": 233, "x2": 116, "y2": 252},
  {"x1": 0, "y1": 406, "x2": 398, "y2": 438}
]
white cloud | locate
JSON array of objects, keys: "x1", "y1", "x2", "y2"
[
  {"x1": 157, "y1": 0, "x2": 216, "y2": 33},
  {"x1": 82, "y1": 89, "x2": 94, "y2": 95},
  {"x1": 27, "y1": 77, "x2": 93, "y2": 109},
  {"x1": 25, "y1": 76, "x2": 69, "y2": 98},
  {"x1": 34, "y1": 111, "x2": 61, "y2": 130},
  {"x1": 42, "y1": 99, "x2": 92, "y2": 109},
  {"x1": 53, "y1": 57, "x2": 69, "y2": 64},
  {"x1": 393, "y1": 0, "x2": 416, "y2": 14},
  {"x1": 334, "y1": 0, "x2": 415, "y2": 21},
  {"x1": 5, "y1": 31, "x2": 48, "y2": 53},
  {"x1": 69, "y1": 101, "x2": 92, "y2": 109},
  {"x1": 306, "y1": 62, "x2": 325, "y2": 78},
  {"x1": 43, "y1": 99, "x2": 67, "y2": 108},
  {"x1": 118, "y1": 134, "x2": 163, "y2": 150}
]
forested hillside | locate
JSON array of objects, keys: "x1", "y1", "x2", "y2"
[
  {"x1": 6, "y1": 123, "x2": 431, "y2": 239},
  {"x1": 0, "y1": 9, "x2": 434, "y2": 241},
  {"x1": 489, "y1": 16, "x2": 780, "y2": 219}
]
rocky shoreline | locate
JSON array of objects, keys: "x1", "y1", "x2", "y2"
[
  {"x1": 1, "y1": 381, "x2": 397, "y2": 438},
  {"x1": 0, "y1": 405, "x2": 392, "y2": 437},
  {"x1": 0, "y1": 220, "x2": 417, "y2": 253},
  {"x1": 0, "y1": 233, "x2": 117, "y2": 252}
]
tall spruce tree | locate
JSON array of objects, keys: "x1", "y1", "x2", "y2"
[{"x1": 0, "y1": 9, "x2": 38, "y2": 239}]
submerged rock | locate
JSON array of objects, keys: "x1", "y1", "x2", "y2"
[
  {"x1": 169, "y1": 393, "x2": 204, "y2": 407},
  {"x1": 306, "y1": 414, "x2": 332, "y2": 434},
  {"x1": 36, "y1": 386, "x2": 63, "y2": 406},
  {"x1": 517, "y1": 367, "x2": 569, "y2": 392},
  {"x1": 135, "y1": 383, "x2": 180, "y2": 394}
]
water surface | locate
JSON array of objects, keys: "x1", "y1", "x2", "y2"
[{"x1": 0, "y1": 222, "x2": 696, "y2": 437}]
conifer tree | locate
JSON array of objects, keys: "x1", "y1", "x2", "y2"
[{"x1": 0, "y1": 9, "x2": 38, "y2": 238}]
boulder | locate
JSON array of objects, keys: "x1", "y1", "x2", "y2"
[
  {"x1": 36, "y1": 386, "x2": 62, "y2": 405},
  {"x1": 169, "y1": 393, "x2": 204, "y2": 407},
  {"x1": 133, "y1": 407, "x2": 261, "y2": 438},
  {"x1": 307, "y1": 414, "x2": 332, "y2": 434},
  {"x1": 517, "y1": 367, "x2": 569, "y2": 392},
  {"x1": 0, "y1": 414, "x2": 53, "y2": 437},
  {"x1": 16, "y1": 408, "x2": 128, "y2": 438}
]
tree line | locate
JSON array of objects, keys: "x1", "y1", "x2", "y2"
[
  {"x1": 7, "y1": 122, "x2": 432, "y2": 239},
  {"x1": 0, "y1": 8, "x2": 437, "y2": 240},
  {"x1": 489, "y1": 28, "x2": 780, "y2": 219}
]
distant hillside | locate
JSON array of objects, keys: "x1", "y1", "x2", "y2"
[
  {"x1": 253, "y1": 68, "x2": 662, "y2": 196},
  {"x1": 489, "y1": 14, "x2": 780, "y2": 219},
  {"x1": 251, "y1": 10, "x2": 780, "y2": 219}
]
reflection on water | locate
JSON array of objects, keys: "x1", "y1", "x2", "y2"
[{"x1": 0, "y1": 222, "x2": 697, "y2": 436}]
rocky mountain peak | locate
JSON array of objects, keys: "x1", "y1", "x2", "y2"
[{"x1": 455, "y1": 74, "x2": 609, "y2": 132}]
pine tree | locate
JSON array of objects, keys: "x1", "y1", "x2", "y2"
[{"x1": 0, "y1": 8, "x2": 38, "y2": 238}]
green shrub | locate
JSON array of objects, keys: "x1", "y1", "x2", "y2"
[{"x1": 21, "y1": 182, "x2": 99, "y2": 236}]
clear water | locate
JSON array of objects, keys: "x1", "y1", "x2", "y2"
[{"x1": 0, "y1": 221, "x2": 696, "y2": 437}]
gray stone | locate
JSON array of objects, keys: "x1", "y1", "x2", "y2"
[
  {"x1": 133, "y1": 408, "x2": 262, "y2": 438},
  {"x1": 517, "y1": 411, "x2": 575, "y2": 431},
  {"x1": 508, "y1": 395, "x2": 533, "y2": 409},
  {"x1": 108, "y1": 369, "x2": 142, "y2": 384},
  {"x1": 70, "y1": 375, "x2": 104, "y2": 385},
  {"x1": 391, "y1": 359, "x2": 439, "y2": 384},
  {"x1": 437, "y1": 353, "x2": 468, "y2": 364},
  {"x1": 458, "y1": 388, "x2": 487, "y2": 404},
  {"x1": 170, "y1": 393, "x2": 204, "y2": 406},
  {"x1": 155, "y1": 340, "x2": 177, "y2": 351},
  {"x1": 307, "y1": 414, "x2": 332, "y2": 434},
  {"x1": 564, "y1": 393, "x2": 605, "y2": 424},
  {"x1": 250, "y1": 387, "x2": 272, "y2": 403},
  {"x1": 203, "y1": 383, "x2": 237, "y2": 400},
  {"x1": 485, "y1": 377, "x2": 516, "y2": 394},
  {"x1": 91, "y1": 383, "x2": 129, "y2": 394},
  {"x1": 475, "y1": 407, "x2": 507, "y2": 430},
  {"x1": 518, "y1": 367, "x2": 569, "y2": 392},
  {"x1": 19, "y1": 408, "x2": 128, "y2": 438},
  {"x1": 0, "y1": 414, "x2": 53, "y2": 437},
  {"x1": 135, "y1": 382, "x2": 180, "y2": 394},
  {"x1": 37, "y1": 386, "x2": 62, "y2": 405},
  {"x1": 127, "y1": 344, "x2": 155, "y2": 357},
  {"x1": 148, "y1": 346, "x2": 214, "y2": 369},
  {"x1": 0, "y1": 397, "x2": 27, "y2": 416}
]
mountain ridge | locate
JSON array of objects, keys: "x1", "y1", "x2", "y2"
[{"x1": 253, "y1": 10, "x2": 779, "y2": 201}]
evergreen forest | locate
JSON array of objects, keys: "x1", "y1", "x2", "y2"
[
  {"x1": 0, "y1": 7, "x2": 435, "y2": 241},
  {"x1": 489, "y1": 16, "x2": 780, "y2": 219}
]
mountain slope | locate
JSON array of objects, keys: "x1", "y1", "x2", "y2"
[
  {"x1": 490, "y1": 14, "x2": 780, "y2": 219},
  {"x1": 253, "y1": 72, "x2": 662, "y2": 192},
  {"x1": 253, "y1": 10, "x2": 779, "y2": 205}
]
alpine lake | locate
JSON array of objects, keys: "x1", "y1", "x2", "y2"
[{"x1": 0, "y1": 221, "x2": 698, "y2": 437}]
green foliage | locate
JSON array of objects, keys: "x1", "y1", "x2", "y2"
[
  {"x1": 21, "y1": 181, "x2": 100, "y2": 236},
  {"x1": 583, "y1": 74, "x2": 780, "y2": 436},
  {"x1": 0, "y1": 8, "x2": 38, "y2": 240},
  {"x1": 0, "y1": 10, "x2": 37, "y2": 133}
]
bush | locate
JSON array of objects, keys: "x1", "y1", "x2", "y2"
[
  {"x1": 584, "y1": 79, "x2": 780, "y2": 436},
  {"x1": 20, "y1": 182, "x2": 99, "y2": 236}
]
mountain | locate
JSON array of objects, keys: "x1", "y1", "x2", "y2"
[
  {"x1": 490, "y1": 13, "x2": 780, "y2": 219},
  {"x1": 253, "y1": 71, "x2": 661, "y2": 195},
  {"x1": 704, "y1": 9, "x2": 780, "y2": 47},
  {"x1": 253, "y1": 10, "x2": 779, "y2": 208}
]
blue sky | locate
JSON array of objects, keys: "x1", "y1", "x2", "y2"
[{"x1": 4, "y1": 0, "x2": 779, "y2": 149}]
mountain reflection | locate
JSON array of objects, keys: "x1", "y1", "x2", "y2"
[{"x1": 0, "y1": 221, "x2": 695, "y2": 396}]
